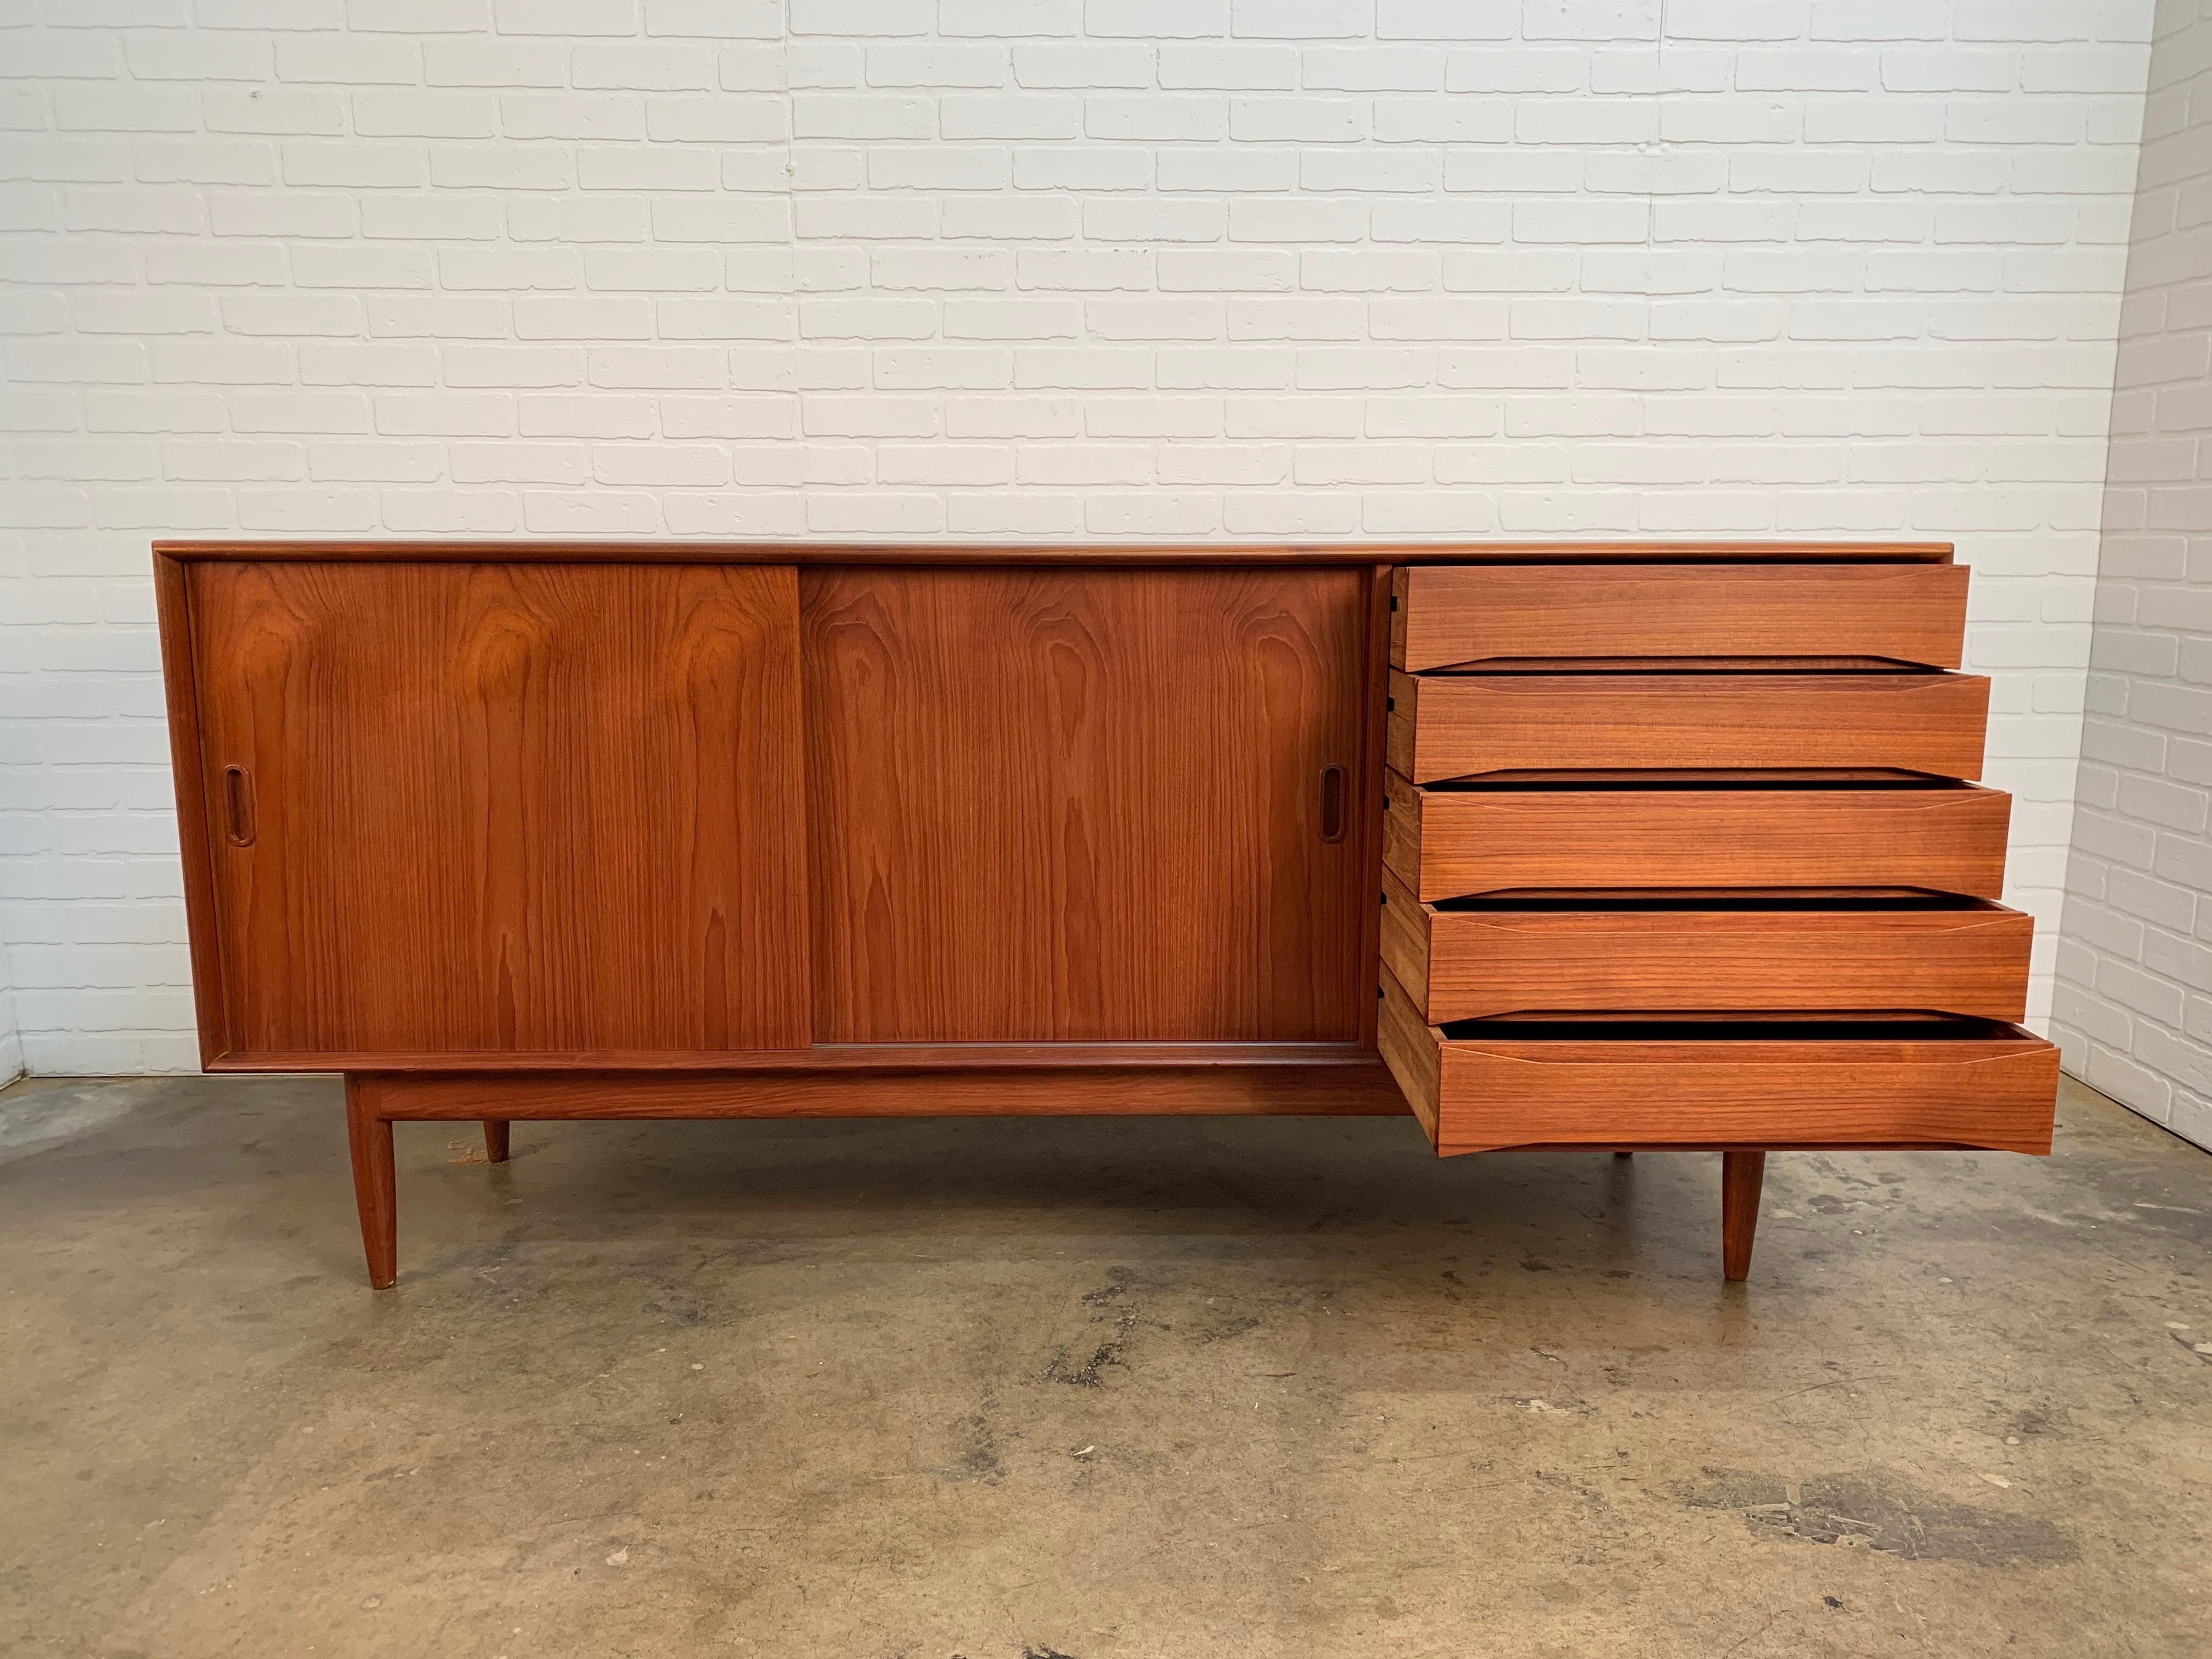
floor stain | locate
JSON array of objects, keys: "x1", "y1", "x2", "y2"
[
  {"x1": 0, "y1": 1082, "x2": 137, "y2": 1163},
  {"x1": 1046, "y1": 1276, "x2": 1142, "y2": 1387},
  {"x1": 1043, "y1": 1307, "x2": 1136, "y2": 1389},
  {"x1": 934, "y1": 1410, "x2": 1005, "y2": 1486},
  {"x1": 1683, "y1": 1471, "x2": 2080, "y2": 1566}
]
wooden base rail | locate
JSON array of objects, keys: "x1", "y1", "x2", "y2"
[{"x1": 344, "y1": 1071, "x2": 1782, "y2": 1291}]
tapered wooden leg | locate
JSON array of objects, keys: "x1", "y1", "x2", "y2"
[
  {"x1": 1613, "y1": 1150, "x2": 1634, "y2": 1159},
  {"x1": 483, "y1": 1120, "x2": 510, "y2": 1163},
  {"x1": 346, "y1": 1077, "x2": 398, "y2": 1290},
  {"x1": 1722, "y1": 1150, "x2": 1766, "y2": 1283}
]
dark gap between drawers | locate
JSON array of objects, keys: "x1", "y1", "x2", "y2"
[
  {"x1": 1433, "y1": 1013, "x2": 2027, "y2": 1042},
  {"x1": 1425, "y1": 893, "x2": 2008, "y2": 914},
  {"x1": 1419, "y1": 657, "x2": 1933, "y2": 675},
  {"x1": 1419, "y1": 772, "x2": 1971, "y2": 793}
]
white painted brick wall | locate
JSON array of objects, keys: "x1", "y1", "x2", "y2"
[
  {"x1": 0, "y1": 0, "x2": 2157, "y2": 1073},
  {"x1": 2054, "y1": 0, "x2": 2212, "y2": 1152}
]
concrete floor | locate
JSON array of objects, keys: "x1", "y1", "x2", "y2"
[{"x1": 2, "y1": 1075, "x2": 2208, "y2": 1658}]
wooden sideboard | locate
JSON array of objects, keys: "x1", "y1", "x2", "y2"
[{"x1": 153, "y1": 540, "x2": 2059, "y2": 1289}]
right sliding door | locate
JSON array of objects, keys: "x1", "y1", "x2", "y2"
[{"x1": 801, "y1": 566, "x2": 1373, "y2": 1044}]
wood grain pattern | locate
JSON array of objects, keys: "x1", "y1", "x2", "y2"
[
  {"x1": 159, "y1": 539, "x2": 1956, "y2": 567},
  {"x1": 1386, "y1": 776, "x2": 2014, "y2": 901},
  {"x1": 1385, "y1": 877, "x2": 2034, "y2": 1023},
  {"x1": 802, "y1": 567, "x2": 1369, "y2": 1042},
  {"x1": 347, "y1": 1062, "x2": 1411, "y2": 1121},
  {"x1": 186, "y1": 561, "x2": 811, "y2": 1060},
  {"x1": 1390, "y1": 562, "x2": 1971, "y2": 672},
  {"x1": 1379, "y1": 967, "x2": 2058, "y2": 1158},
  {"x1": 1387, "y1": 668, "x2": 1991, "y2": 783}
]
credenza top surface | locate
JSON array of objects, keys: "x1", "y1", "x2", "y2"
[{"x1": 154, "y1": 539, "x2": 1955, "y2": 566}]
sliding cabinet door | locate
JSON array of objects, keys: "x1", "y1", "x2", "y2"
[{"x1": 803, "y1": 567, "x2": 1372, "y2": 1043}]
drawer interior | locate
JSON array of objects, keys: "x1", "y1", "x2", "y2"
[
  {"x1": 1432, "y1": 1012, "x2": 2030, "y2": 1042},
  {"x1": 1425, "y1": 891, "x2": 2007, "y2": 913},
  {"x1": 1424, "y1": 659, "x2": 1938, "y2": 675},
  {"x1": 1418, "y1": 770, "x2": 1974, "y2": 792}
]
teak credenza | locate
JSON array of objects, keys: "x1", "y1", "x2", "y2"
[{"x1": 151, "y1": 540, "x2": 2060, "y2": 1288}]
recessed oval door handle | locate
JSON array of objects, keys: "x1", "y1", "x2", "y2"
[
  {"x1": 223, "y1": 764, "x2": 256, "y2": 848},
  {"x1": 1319, "y1": 764, "x2": 1347, "y2": 843}
]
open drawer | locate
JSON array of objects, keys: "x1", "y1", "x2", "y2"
[
  {"x1": 1378, "y1": 968, "x2": 2058, "y2": 1158},
  {"x1": 1384, "y1": 772, "x2": 2013, "y2": 902},
  {"x1": 1380, "y1": 876, "x2": 2033, "y2": 1024},
  {"x1": 1385, "y1": 668, "x2": 1990, "y2": 783},
  {"x1": 1390, "y1": 562, "x2": 1970, "y2": 673}
]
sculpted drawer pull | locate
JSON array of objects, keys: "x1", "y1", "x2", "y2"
[
  {"x1": 1319, "y1": 764, "x2": 1347, "y2": 843},
  {"x1": 223, "y1": 764, "x2": 256, "y2": 848}
]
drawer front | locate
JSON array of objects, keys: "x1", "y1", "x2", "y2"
[
  {"x1": 1387, "y1": 669, "x2": 1990, "y2": 783},
  {"x1": 1391, "y1": 562, "x2": 1970, "y2": 673},
  {"x1": 1379, "y1": 969, "x2": 2058, "y2": 1158},
  {"x1": 1380, "y1": 870, "x2": 2032, "y2": 1023},
  {"x1": 1385, "y1": 775, "x2": 2013, "y2": 901}
]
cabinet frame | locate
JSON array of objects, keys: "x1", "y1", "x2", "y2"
[{"x1": 159, "y1": 538, "x2": 2043, "y2": 1294}]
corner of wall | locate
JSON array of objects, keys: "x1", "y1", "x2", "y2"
[
  {"x1": 2053, "y1": 0, "x2": 2212, "y2": 1154},
  {"x1": 0, "y1": 940, "x2": 22, "y2": 1090}
]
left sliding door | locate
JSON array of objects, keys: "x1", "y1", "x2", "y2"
[{"x1": 178, "y1": 561, "x2": 810, "y2": 1065}]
